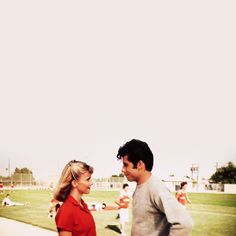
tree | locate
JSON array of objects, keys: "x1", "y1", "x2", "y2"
[
  {"x1": 13, "y1": 167, "x2": 32, "y2": 174},
  {"x1": 14, "y1": 168, "x2": 21, "y2": 173},
  {"x1": 119, "y1": 173, "x2": 124, "y2": 177},
  {"x1": 210, "y1": 162, "x2": 236, "y2": 184},
  {"x1": 20, "y1": 168, "x2": 32, "y2": 174},
  {"x1": 12, "y1": 167, "x2": 35, "y2": 185}
]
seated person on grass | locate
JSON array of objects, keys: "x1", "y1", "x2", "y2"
[
  {"x1": 88, "y1": 202, "x2": 118, "y2": 211},
  {"x1": 2, "y1": 194, "x2": 26, "y2": 206}
]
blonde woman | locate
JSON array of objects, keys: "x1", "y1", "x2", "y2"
[{"x1": 54, "y1": 160, "x2": 96, "y2": 236}]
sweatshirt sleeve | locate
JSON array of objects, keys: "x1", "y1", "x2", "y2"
[{"x1": 153, "y1": 185, "x2": 193, "y2": 236}]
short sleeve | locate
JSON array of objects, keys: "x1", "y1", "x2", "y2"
[{"x1": 55, "y1": 205, "x2": 74, "y2": 232}]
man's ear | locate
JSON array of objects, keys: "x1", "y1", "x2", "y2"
[{"x1": 137, "y1": 160, "x2": 145, "y2": 170}]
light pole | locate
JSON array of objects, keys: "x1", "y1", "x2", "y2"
[
  {"x1": 8, "y1": 158, "x2": 11, "y2": 177},
  {"x1": 190, "y1": 164, "x2": 199, "y2": 190}
]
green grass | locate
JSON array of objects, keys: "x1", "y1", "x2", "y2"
[
  {"x1": 0, "y1": 189, "x2": 57, "y2": 231},
  {"x1": 188, "y1": 192, "x2": 236, "y2": 207},
  {"x1": 0, "y1": 190, "x2": 235, "y2": 236}
]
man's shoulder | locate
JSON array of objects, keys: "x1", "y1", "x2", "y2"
[
  {"x1": 147, "y1": 175, "x2": 171, "y2": 194},
  {"x1": 149, "y1": 175, "x2": 165, "y2": 187}
]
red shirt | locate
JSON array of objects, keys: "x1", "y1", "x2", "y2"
[
  {"x1": 55, "y1": 195, "x2": 96, "y2": 236},
  {"x1": 177, "y1": 191, "x2": 187, "y2": 205},
  {"x1": 119, "y1": 195, "x2": 130, "y2": 209}
]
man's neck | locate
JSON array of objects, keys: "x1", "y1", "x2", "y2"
[{"x1": 137, "y1": 171, "x2": 151, "y2": 185}]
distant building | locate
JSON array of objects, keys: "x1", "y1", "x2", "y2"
[{"x1": 162, "y1": 176, "x2": 194, "y2": 192}]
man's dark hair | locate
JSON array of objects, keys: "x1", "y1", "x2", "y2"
[
  {"x1": 117, "y1": 139, "x2": 154, "y2": 171},
  {"x1": 123, "y1": 183, "x2": 129, "y2": 189}
]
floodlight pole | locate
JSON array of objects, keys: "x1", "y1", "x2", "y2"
[
  {"x1": 8, "y1": 158, "x2": 10, "y2": 177},
  {"x1": 191, "y1": 163, "x2": 199, "y2": 191}
]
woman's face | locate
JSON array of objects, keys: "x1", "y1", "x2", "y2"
[
  {"x1": 76, "y1": 171, "x2": 93, "y2": 195},
  {"x1": 183, "y1": 184, "x2": 188, "y2": 190}
]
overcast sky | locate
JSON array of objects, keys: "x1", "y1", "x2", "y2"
[{"x1": 0, "y1": 1, "x2": 235, "y2": 182}]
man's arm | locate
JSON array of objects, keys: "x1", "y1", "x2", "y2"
[{"x1": 154, "y1": 189, "x2": 193, "y2": 236}]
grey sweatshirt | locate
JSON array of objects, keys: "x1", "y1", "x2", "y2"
[{"x1": 131, "y1": 175, "x2": 193, "y2": 236}]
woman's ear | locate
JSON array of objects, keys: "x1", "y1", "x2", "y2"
[{"x1": 71, "y1": 180, "x2": 78, "y2": 188}]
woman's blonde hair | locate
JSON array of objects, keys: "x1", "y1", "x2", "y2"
[{"x1": 53, "y1": 160, "x2": 93, "y2": 202}]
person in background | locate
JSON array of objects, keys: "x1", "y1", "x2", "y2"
[
  {"x1": 0, "y1": 182, "x2": 4, "y2": 193},
  {"x1": 176, "y1": 182, "x2": 192, "y2": 207},
  {"x1": 88, "y1": 202, "x2": 107, "y2": 211},
  {"x1": 2, "y1": 193, "x2": 25, "y2": 206},
  {"x1": 115, "y1": 183, "x2": 131, "y2": 236},
  {"x1": 48, "y1": 198, "x2": 61, "y2": 218},
  {"x1": 54, "y1": 160, "x2": 96, "y2": 236},
  {"x1": 116, "y1": 139, "x2": 193, "y2": 236}
]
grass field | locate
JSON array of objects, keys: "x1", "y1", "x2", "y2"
[{"x1": 0, "y1": 189, "x2": 235, "y2": 236}]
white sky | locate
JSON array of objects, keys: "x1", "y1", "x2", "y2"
[{"x1": 0, "y1": 1, "x2": 235, "y2": 181}]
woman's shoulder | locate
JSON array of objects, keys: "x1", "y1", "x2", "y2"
[
  {"x1": 59, "y1": 197, "x2": 76, "y2": 210},
  {"x1": 56, "y1": 201, "x2": 74, "y2": 219},
  {"x1": 176, "y1": 189, "x2": 182, "y2": 194}
]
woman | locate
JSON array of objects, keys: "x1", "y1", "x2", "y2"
[
  {"x1": 54, "y1": 160, "x2": 96, "y2": 236},
  {"x1": 176, "y1": 182, "x2": 192, "y2": 207}
]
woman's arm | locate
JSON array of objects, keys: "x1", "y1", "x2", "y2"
[
  {"x1": 58, "y1": 230, "x2": 72, "y2": 236},
  {"x1": 186, "y1": 193, "x2": 191, "y2": 204}
]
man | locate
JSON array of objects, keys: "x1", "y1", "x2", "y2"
[{"x1": 116, "y1": 139, "x2": 193, "y2": 236}]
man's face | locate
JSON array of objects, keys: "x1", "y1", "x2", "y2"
[{"x1": 121, "y1": 155, "x2": 139, "y2": 182}]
